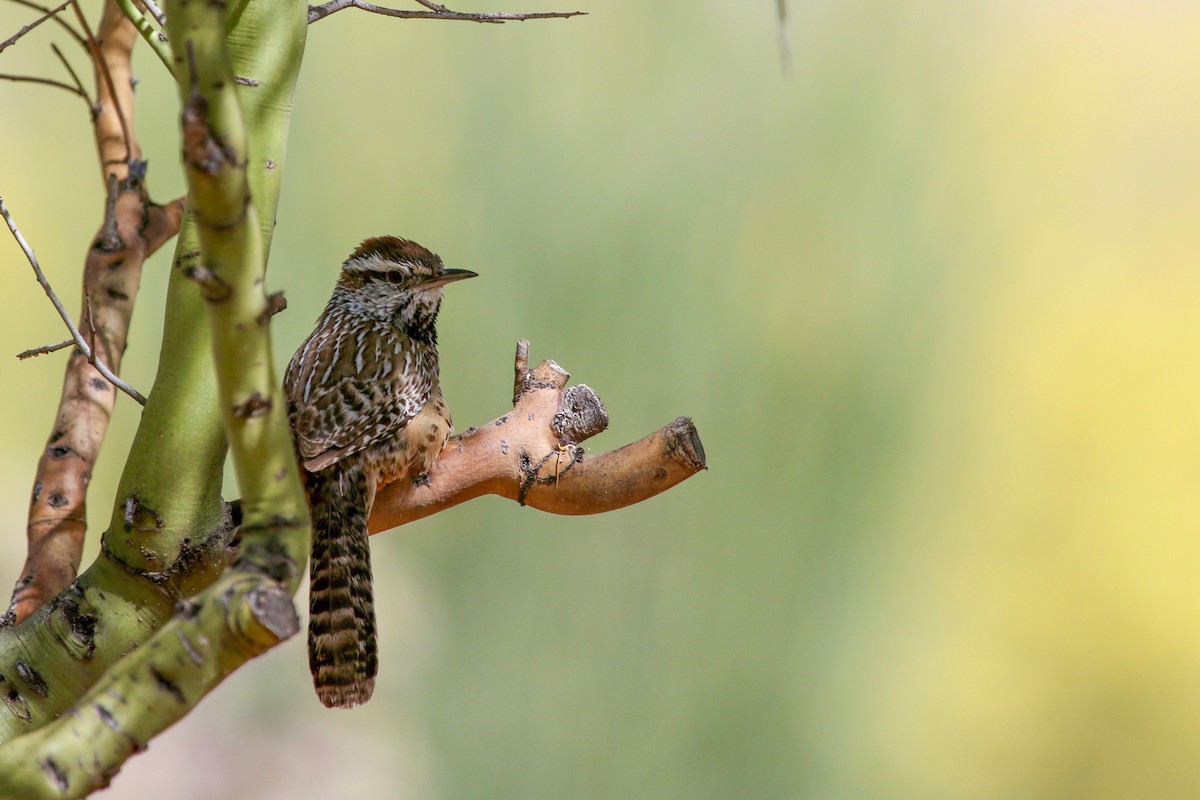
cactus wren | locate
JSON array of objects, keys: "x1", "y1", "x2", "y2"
[{"x1": 284, "y1": 236, "x2": 476, "y2": 708}]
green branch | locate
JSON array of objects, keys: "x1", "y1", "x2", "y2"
[
  {"x1": 0, "y1": 575, "x2": 296, "y2": 799},
  {"x1": 112, "y1": 0, "x2": 173, "y2": 72},
  {"x1": 166, "y1": 0, "x2": 311, "y2": 583},
  {"x1": 0, "y1": 0, "x2": 309, "y2": 790}
]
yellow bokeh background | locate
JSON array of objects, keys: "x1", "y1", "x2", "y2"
[{"x1": 2, "y1": 1, "x2": 1199, "y2": 797}]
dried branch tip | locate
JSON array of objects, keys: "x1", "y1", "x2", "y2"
[{"x1": 308, "y1": 0, "x2": 586, "y2": 25}]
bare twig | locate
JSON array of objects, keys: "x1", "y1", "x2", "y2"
[
  {"x1": 308, "y1": 0, "x2": 585, "y2": 25},
  {"x1": 83, "y1": 291, "x2": 98, "y2": 363},
  {"x1": 6, "y1": 0, "x2": 88, "y2": 48},
  {"x1": 0, "y1": 71, "x2": 89, "y2": 100},
  {"x1": 16, "y1": 339, "x2": 74, "y2": 360},
  {"x1": 51, "y1": 42, "x2": 90, "y2": 104},
  {"x1": 0, "y1": 197, "x2": 147, "y2": 404},
  {"x1": 73, "y1": 2, "x2": 133, "y2": 165},
  {"x1": 141, "y1": 0, "x2": 166, "y2": 26},
  {"x1": 0, "y1": 0, "x2": 74, "y2": 54}
]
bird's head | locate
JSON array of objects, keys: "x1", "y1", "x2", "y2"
[{"x1": 337, "y1": 236, "x2": 476, "y2": 335}]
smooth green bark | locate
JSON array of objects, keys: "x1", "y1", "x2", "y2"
[{"x1": 0, "y1": 0, "x2": 308, "y2": 789}]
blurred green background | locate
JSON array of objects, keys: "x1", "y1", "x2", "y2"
[{"x1": 3, "y1": 0, "x2": 1200, "y2": 797}]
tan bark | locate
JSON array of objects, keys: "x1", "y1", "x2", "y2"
[
  {"x1": 4, "y1": 3, "x2": 183, "y2": 626},
  {"x1": 370, "y1": 340, "x2": 706, "y2": 532}
]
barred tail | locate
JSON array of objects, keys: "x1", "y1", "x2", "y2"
[{"x1": 306, "y1": 461, "x2": 378, "y2": 708}]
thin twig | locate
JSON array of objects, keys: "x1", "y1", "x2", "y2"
[
  {"x1": 6, "y1": 0, "x2": 88, "y2": 48},
  {"x1": 0, "y1": 0, "x2": 74, "y2": 54},
  {"x1": 0, "y1": 71, "x2": 89, "y2": 100},
  {"x1": 308, "y1": 0, "x2": 585, "y2": 25},
  {"x1": 0, "y1": 196, "x2": 147, "y2": 404},
  {"x1": 84, "y1": 290, "x2": 98, "y2": 361},
  {"x1": 140, "y1": 0, "x2": 166, "y2": 26},
  {"x1": 73, "y1": 1, "x2": 134, "y2": 164},
  {"x1": 17, "y1": 338, "x2": 73, "y2": 359},
  {"x1": 50, "y1": 42, "x2": 90, "y2": 103}
]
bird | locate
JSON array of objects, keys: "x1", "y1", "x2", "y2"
[{"x1": 283, "y1": 236, "x2": 476, "y2": 708}]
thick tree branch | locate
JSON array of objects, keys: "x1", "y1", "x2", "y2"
[
  {"x1": 0, "y1": 0, "x2": 319, "y2": 788},
  {"x1": 170, "y1": 0, "x2": 309, "y2": 576},
  {"x1": 370, "y1": 340, "x2": 706, "y2": 532},
  {"x1": 308, "y1": 0, "x2": 584, "y2": 25},
  {"x1": 0, "y1": 0, "x2": 306, "y2": 786},
  {"x1": 0, "y1": 574, "x2": 296, "y2": 799},
  {"x1": 2, "y1": 2, "x2": 183, "y2": 629},
  {"x1": 0, "y1": 0, "x2": 305, "y2": 750}
]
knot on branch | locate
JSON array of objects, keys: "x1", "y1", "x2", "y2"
[
  {"x1": 45, "y1": 582, "x2": 97, "y2": 661},
  {"x1": 258, "y1": 291, "x2": 287, "y2": 325},
  {"x1": 222, "y1": 574, "x2": 300, "y2": 651},
  {"x1": 182, "y1": 264, "x2": 232, "y2": 302},
  {"x1": 248, "y1": 583, "x2": 300, "y2": 641},
  {"x1": 552, "y1": 384, "x2": 607, "y2": 443},
  {"x1": 231, "y1": 392, "x2": 272, "y2": 419},
  {"x1": 127, "y1": 158, "x2": 148, "y2": 183},
  {"x1": 513, "y1": 338, "x2": 570, "y2": 403},
  {"x1": 123, "y1": 494, "x2": 163, "y2": 534},
  {"x1": 182, "y1": 90, "x2": 232, "y2": 177},
  {"x1": 233, "y1": 518, "x2": 306, "y2": 585}
]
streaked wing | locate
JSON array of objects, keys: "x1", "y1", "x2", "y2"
[{"x1": 285, "y1": 316, "x2": 432, "y2": 469}]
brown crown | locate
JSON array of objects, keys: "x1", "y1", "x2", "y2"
[{"x1": 348, "y1": 236, "x2": 439, "y2": 267}]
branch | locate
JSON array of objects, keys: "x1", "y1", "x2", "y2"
[
  {"x1": 1, "y1": 2, "x2": 184, "y2": 629},
  {"x1": 50, "y1": 42, "x2": 90, "y2": 106},
  {"x1": 16, "y1": 339, "x2": 73, "y2": 360},
  {"x1": 0, "y1": 197, "x2": 147, "y2": 405},
  {"x1": 370, "y1": 340, "x2": 706, "y2": 532},
  {"x1": 308, "y1": 0, "x2": 585, "y2": 25},
  {"x1": 0, "y1": 0, "x2": 75, "y2": 55},
  {"x1": 5, "y1": 0, "x2": 87, "y2": 49},
  {"x1": 111, "y1": 0, "x2": 173, "y2": 72},
  {"x1": 0, "y1": 0, "x2": 316, "y2": 781},
  {"x1": 0, "y1": 0, "x2": 303, "y2": 749},
  {"x1": 0, "y1": 575, "x2": 296, "y2": 799},
  {"x1": 0, "y1": 71, "x2": 88, "y2": 100},
  {"x1": 171, "y1": 8, "x2": 310, "y2": 565},
  {"x1": 0, "y1": 0, "x2": 306, "y2": 785},
  {"x1": 140, "y1": 0, "x2": 166, "y2": 26}
]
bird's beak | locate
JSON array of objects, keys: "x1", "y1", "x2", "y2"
[{"x1": 422, "y1": 268, "x2": 478, "y2": 288}]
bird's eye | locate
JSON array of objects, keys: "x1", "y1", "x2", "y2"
[{"x1": 386, "y1": 272, "x2": 404, "y2": 284}]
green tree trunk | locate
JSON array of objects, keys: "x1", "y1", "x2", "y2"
[{"x1": 0, "y1": 1, "x2": 309, "y2": 794}]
